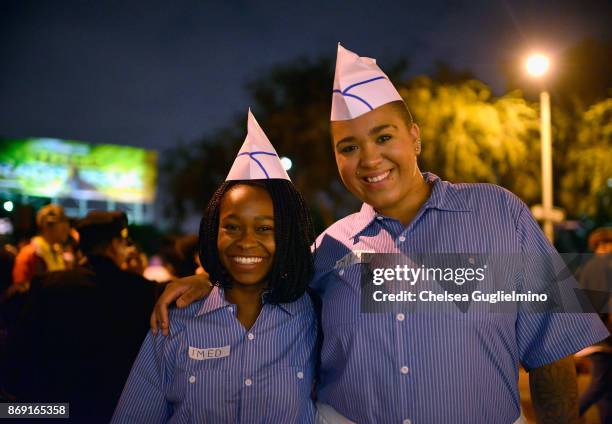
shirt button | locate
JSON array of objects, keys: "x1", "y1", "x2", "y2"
[
  {"x1": 396, "y1": 313, "x2": 405, "y2": 321},
  {"x1": 296, "y1": 371, "x2": 304, "y2": 379},
  {"x1": 468, "y1": 257, "x2": 475, "y2": 264},
  {"x1": 244, "y1": 378, "x2": 253, "y2": 387},
  {"x1": 247, "y1": 333, "x2": 255, "y2": 340},
  {"x1": 400, "y1": 366, "x2": 410, "y2": 375},
  {"x1": 403, "y1": 419, "x2": 412, "y2": 424},
  {"x1": 188, "y1": 375, "x2": 196, "y2": 383},
  {"x1": 376, "y1": 216, "x2": 383, "y2": 221},
  {"x1": 227, "y1": 306, "x2": 233, "y2": 312},
  {"x1": 398, "y1": 236, "x2": 406, "y2": 242},
  {"x1": 339, "y1": 269, "x2": 344, "y2": 276}
]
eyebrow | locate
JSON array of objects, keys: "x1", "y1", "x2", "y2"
[
  {"x1": 369, "y1": 124, "x2": 397, "y2": 135},
  {"x1": 335, "y1": 124, "x2": 398, "y2": 149},
  {"x1": 221, "y1": 214, "x2": 274, "y2": 221}
]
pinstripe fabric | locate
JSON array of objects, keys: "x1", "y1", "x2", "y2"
[
  {"x1": 311, "y1": 173, "x2": 609, "y2": 424},
  {"x1": 112, "y1": 287, "x2": 317, "y2": 423}
]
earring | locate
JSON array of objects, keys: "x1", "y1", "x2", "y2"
[{"x1": 415, "y1": 138, "x2": 422, "y2": 154}]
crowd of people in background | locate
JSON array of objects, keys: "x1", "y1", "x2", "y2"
[{"x1": 0, "y1": 204, "x2": 202, "y2": 422}]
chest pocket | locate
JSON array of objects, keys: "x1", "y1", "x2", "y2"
[{"x1": 321, "y1": 263, "x2": 364, "y2": 328}]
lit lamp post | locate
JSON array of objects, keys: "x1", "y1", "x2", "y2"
[{"x1": 525, "y1": 54, "x2": 564, "y2": 243}]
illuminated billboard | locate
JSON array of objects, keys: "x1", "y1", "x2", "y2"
[{"x1": 0, "y1": 138, "x2": 157, "y2": 203}]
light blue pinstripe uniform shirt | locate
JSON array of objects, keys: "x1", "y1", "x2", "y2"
[
  {"x1": 312, "y1": 173, "x2": 609, "y2": 424},
  {"x1": 112, "y1": 286, "x2": 317, "y2": 423}
]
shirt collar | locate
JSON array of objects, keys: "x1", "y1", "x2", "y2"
[
  {"x1": 195, "y1": 286, "x2": 301, "y2": 317},
  {"x1": 196, "y1": 286, "x2": 230, "y2": 317},
  {"x1": 350, "y1": 172, "x2": 471, "y2": 239}
]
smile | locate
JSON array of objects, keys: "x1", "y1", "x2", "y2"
[
  {"x1": 363, "y1": 170, "x2": 391, "y2": 183},
  {"x1": 232, "y1": 256, "x2": 264, "y2": 265}
]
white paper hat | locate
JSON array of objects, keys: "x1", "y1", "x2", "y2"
[
  {"x1": 226, "y1": 109, "x2": 291, "y2": 181},
  {"x1": 331, "y1": 43, "x2": 403, "y2": 121}
]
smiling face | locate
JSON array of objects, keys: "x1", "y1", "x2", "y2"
[
  {"x1": 331, "y1": 102, "x2": 425, "y2": 220},
  {"x1": 217, "y1": 184, "x2": 276, "y2": 288}
]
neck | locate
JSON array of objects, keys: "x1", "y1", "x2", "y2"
[
  {"x1": 378, "y1": 168, "x2": 432, "y2": 226},
  {"x1": 225, "y1": 283, "x2": 266, "y2": 330}
]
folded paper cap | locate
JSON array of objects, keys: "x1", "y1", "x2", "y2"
[
  {"x1": 331, "y1": 43, "x2": 403, "y2": 121},
  {"x1": 226, "y1": 109, "x2": 291, "y2": 181}
]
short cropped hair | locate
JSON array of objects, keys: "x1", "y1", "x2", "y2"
[
  {"x1": 199, "y1": 179, "x2": 315, "y2": 304},
  {"x1": 36, "y1": 204, "x2": 67, "y2": 229},
  {"x1": 388, "y1": 100, "x2": 414, "y2": 128}
]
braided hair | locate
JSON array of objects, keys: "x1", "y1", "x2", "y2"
[{"x1": 199, "y1": 179, "x2": 315, "y2": 304}]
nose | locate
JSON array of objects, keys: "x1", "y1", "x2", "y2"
[
  {"x1": 236, "y1": 228, "x2": 258, "y2": 250},
  {"x1": 359, "y1": 142, "x2": 383, "y2": 169}
]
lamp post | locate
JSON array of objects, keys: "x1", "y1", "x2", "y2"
[{"x1": 525, "y1": 54, "x2": 563, "y2": 243}]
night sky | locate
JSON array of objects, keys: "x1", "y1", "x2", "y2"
[{"x1": 1, "y1": 0, "x2": 610, "y2": 151}]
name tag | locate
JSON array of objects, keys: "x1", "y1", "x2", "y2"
[{"x1": 188, "y1": 345, "x2": 231, "y2": 360}]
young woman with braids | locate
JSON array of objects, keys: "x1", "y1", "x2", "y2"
[{"x1": 113, "y1": 164, "x2": 319, "y2": 420}]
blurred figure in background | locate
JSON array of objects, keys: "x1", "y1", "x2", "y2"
[
  {"x1": 578, "y1": 227, "x2": 612, "y2": 423},
  {"x1": 5, "y1": 211, "x2": 157, "y2": 423},
  {"x1": 11, "y1": 204, "x2": 70, "y2": 289},
  {"x1": 0, "y1": 243, "x2": 17, "y2": 401},
  {"x1": 143, "y1": 234, "x2": 200, "y2": 282},
  {"x1": 172, "y1": 234, "x2": 200, "y2": 277}
]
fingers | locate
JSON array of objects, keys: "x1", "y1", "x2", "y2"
[
  {"x1": 150, "y1": 274, "x2": 213, "y2": 336},
  {"x1": 176, "y1": 284, "x2": 208, "y2": 308},
  {"x1": 151, "y1": 281, "x2": 188, "y2": 336}
]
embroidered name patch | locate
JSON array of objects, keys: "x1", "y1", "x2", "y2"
[{"x1": 188, "y1": 345, "x2": 231, "y2": 360}]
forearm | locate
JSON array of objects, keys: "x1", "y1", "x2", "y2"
[{"x1": 528, "y1": 356, "x2": 579, "y2": 424}]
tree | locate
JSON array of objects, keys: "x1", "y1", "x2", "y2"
[
  {"x1": 560, "y1": 99, "x2": 612, "y2": 217},
  {"x1": 399, "y1": 76, "x2": 541, "y2": 204}
]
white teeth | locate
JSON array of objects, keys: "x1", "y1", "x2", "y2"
[
  {"x1": 365, "y1": 171, "x2": 390, "y2": 183},
  {"x1": 233, "y1": 257, "x2": 263, "y2": 265}
]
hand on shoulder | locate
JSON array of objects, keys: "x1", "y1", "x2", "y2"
[{"x1": 150, "y1": 271, "x2": 213, "y2": 336}]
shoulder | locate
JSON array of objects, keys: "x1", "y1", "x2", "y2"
[
  {"x1": 14, "y1": 244, "x2": 37, "y2": 263},
  {"x1": 314, "y1": 210, "x2": 364, "y2": 246},
  {"x1": 167, "y1": 298, "x2": 207, "y2": 333},
  {"x1": 446, "y1": 181, "x2": 527, "y2": 223},
  {"x1": 35, "y1": 268, "x2": 96, "y2": 291}
]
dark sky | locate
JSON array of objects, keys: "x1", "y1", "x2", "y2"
[{"x1": 1, "y1": 0, "x2": 610, "y2": 151}]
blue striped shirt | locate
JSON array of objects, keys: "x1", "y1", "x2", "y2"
[
  {"x1": 112, "y1": 286, "x2": 317, "y2": 423},
  {"x1": 311, "y1": 173, "x2": 609, "y2": 423}
]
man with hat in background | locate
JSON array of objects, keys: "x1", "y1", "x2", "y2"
[
  {"x1": 11, "y1": 204, "x2": 70, "y2": 288},
  {"x1": 6, "y1": 211, "x2": 157, "y2": 423}
]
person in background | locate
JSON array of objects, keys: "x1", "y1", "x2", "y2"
[
  {"x1": 6, "y1": 211, "x2": 157, "y2": 423},
  {"x1": 173, "y1": 234, "x2": 200, "y2": 277},
  {"x1": 11, "y1": 204, "x2": 70, "y2": 288},
  {"x1": 578, "y1": 227, "x2": 612, "y2": 422}
]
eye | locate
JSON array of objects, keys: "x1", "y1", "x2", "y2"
[
  {"x1": 223, "y1": 223, "x2": 239, "y2": 232},
  {"x1": 257, "y1": 225, "x2": 274, "y2": 233},
  {"x1": 339, "y1": 145, "x2": 357, "y2": 154},
  {"x1": 377, "y1": 134, "x2": 392, "y2": 143}
]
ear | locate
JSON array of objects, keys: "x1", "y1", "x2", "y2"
[
  {"x1": 409, "y1": 123, "x2": 420, "y2": 142},
  {"x1": 409, "y1": 124, "x2": 421, "y2": 154}
]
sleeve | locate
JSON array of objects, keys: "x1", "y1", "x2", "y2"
[
  {"x1": 12, "y1": 246, "x2": 36, "y2": 285},
  {"x1": 514, "y1": 203, "x2": 610, "y2": 370},
  {"x1": 111, "y1": 331, "x2": 172, "y2": 423}
]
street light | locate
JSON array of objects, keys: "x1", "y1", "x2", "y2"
[
  {"x1": 525, "y1": 53, "x2": 563, "y2": 243},
  {"x1": 280, "y1": 156, "x2": 293, "y2": 171}
]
